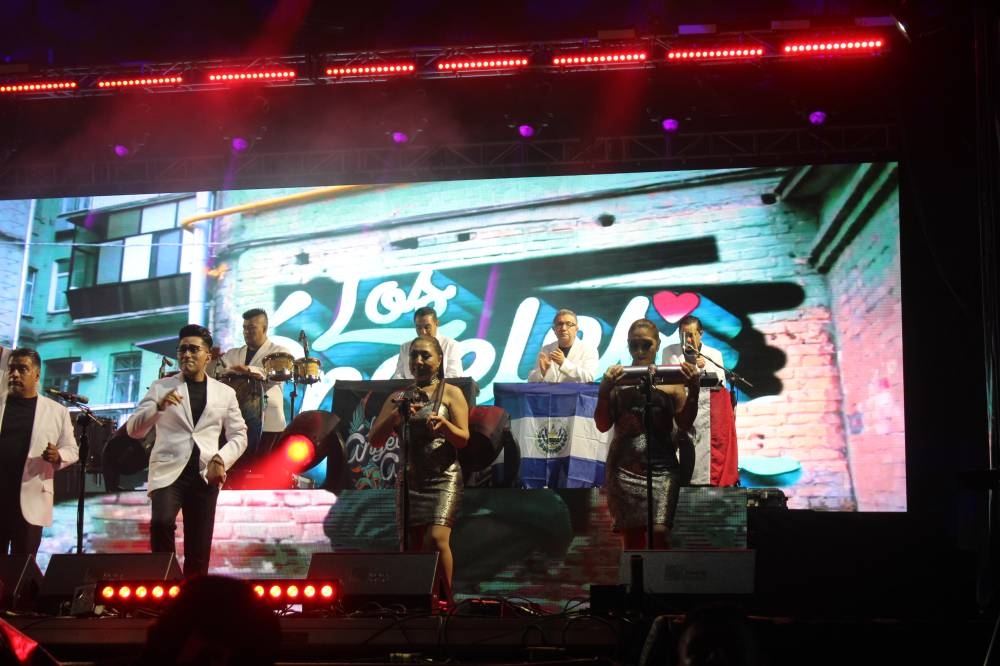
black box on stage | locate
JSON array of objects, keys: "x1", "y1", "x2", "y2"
[
  {"x1": 38, "y1": 553, "x2": 182, "y2": 615},
  {"x1": 0, "y1": 555, "x2": 43, "y2": 611},
  {"x1": 619, "y1": 549, "x2": 755, "y2": 595},
  {"x1": 307, "y1": 551, "x2": 441, "y2": 612}
]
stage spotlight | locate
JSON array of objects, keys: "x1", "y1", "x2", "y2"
[
  {"x1": 391, "y1": 131, "x2": 409, "y2": 144},
  {"x1": 808, "y1": 110, "x2": 827, "y2": 126},
  {"x1": 112, "y1": 144, "x2": 130, "y2": 158},
  {"x1": 517, "y1": 124, "x2": 535, "y2": 138},
  {"x1": 274, "y1": 410, "x2": 344, "y2": 474},
  {"x1": 661, "y1": 118, "x2": 680, "y2": 133},
  {"x1": 231, "y1": 136, "x2": 250, "y2": 152},
  {"x1": 597, "y1": 213, "x2": 616, "y2": 227}
]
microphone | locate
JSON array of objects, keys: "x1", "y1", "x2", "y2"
[
  {"x1": 683, "y1": 343, "x2": 698, "y2": 366},
  {"x1": 46, "y1": 387, "x2": 89, "y2": 404},
  {"x1": 298, "y1": 330, "x2": 310, "y2": 356},
  {"x1": 616, "y1": 364, "x2": 689, "y2": 386}
]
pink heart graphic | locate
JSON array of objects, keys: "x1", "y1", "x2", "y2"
[{"x1": 652, "y1": 291, "x2": 700, "y2": 323}]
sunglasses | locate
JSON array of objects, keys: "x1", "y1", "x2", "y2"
[
  {"x1": 176, "y1": 344, "x2": 205, "y2": 355},
  {"x1": 627, "y1": 339, "x2": 654, "y2": 352}
]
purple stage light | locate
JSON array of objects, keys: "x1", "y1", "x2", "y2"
[
  {"x1": 231, "y1": 136, "x2": 249, "y2": 152},
  {"x1": 808, "y1": 110, "x2": 827, "y2": 126},
  {"x1": 517, "y1": 124, "x2": 535, "y2": 138},
  {"x1": 661, "y1": 118, "x2": 680, "y2": 133},
  {"x1": 113, "y1": 144, "x2": 130, "y2": 157},
  {"x1": 391, "y1": 131, "x2": 409, "y2": 144}
]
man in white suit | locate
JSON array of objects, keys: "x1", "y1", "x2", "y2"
[
  {"x1": 1, "y1": 348, "x2": 79, "y2": 555},
  {"x1": 528, "y1": 309, "x2": 598, "y2": 383},
  {"x1": 128, "y1": 324, "x2": 247, "y2": 577},
  {"x1": 213, "y1": 308, "x2": 290, "y2": 457}
]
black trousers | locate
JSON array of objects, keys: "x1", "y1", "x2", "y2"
[
  {"x1": 149, "y1": 448, "x2": 219, "y2": 577},
  {"x1": 0, "y1": 504, "x2": 43, "y2": 555}
]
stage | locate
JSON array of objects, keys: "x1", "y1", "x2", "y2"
[{"x1": 7, "y1": 609, "x2": 994, "y2": 665}]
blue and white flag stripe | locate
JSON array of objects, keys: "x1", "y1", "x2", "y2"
[{"x1": 494, "y1": 383, "x2": 610, "y2": 489}]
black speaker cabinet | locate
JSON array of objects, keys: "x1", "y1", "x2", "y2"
[
  {"x1": 307, "y1": 551, "x2": 441, "y2": 612},
  {"x1": 0, "y1": 555, "x2": 43, "y2": 611},
  {"x1": 38, "y1": 552, "x2": 182, "y2": 615}
]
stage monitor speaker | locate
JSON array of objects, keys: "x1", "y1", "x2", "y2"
[
  {"x1": 38, "y1": 553, "x2": 182, "y2": 615},
  {"x1": 620, "y1": 549, "x2": 755, "y2": 595},
  {"x1": 0, "y1": 555, "x2": 43, "y2": 611},
  {"x1": 307, "y1": 551, "x2": 441, "y2": 612}
]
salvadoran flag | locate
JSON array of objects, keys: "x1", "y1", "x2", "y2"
[{"x1": 493, "y1": 383, "x2": 611, "y2": 488}]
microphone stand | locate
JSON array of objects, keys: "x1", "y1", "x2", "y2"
[
  {"x1": 691, "y1": 349, "x2": 753, "y2": 409},
  {"x1": 395, "y1": 394, "x2": 413, "y2": 553},
  {"x1": 637, "y1": 370, "x2": 656, "y2": 550},
  {"x1": 67, "y1": 399, "x2": 102, "y2": 554}
]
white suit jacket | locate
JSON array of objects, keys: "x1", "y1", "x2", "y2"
[
  {"x1": 214, "y1": 339, "x2": 290, "y2": 433},
  {"x1": 0, "y1": 394, "x2": 80, "y2": 527},
  {"x1": 127, "y1": 374, "x2": 247, "y2": 494},
  {"x1": 662, "y1": 342, "x2": 726, "y2": 386},
  {"x1": 392, "y1": 335, "x2": 464, "y2": 379},
  {"x1": 0, "y1": 346, "x2": 11, "y2": 404},
  {"x1": 528, "y1": 339, "x2": 599, "y2": 383}
]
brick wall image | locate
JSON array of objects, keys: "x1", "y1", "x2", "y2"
[{"x1": 204, "y1": 166, "x2": 904, "y2": 511}]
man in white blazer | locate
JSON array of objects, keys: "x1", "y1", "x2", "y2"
[
  {"x1": 128, "y1": 324, "x2": 247, "y2": 577},
  {"x1": 1, "y1": 348, "x2": 79, "y2": 555},
  {"x1": 0, "y1": 344, "x2": 11, "y2": 403},
  {"x1": 212, "y1": 308, "x2": 290, "y2": 457},
  {"x1": 528, "y1": 309, "x2": 599, "y2": 383}
]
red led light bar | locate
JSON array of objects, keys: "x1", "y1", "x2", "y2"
[
  {"x1": 552, "y1": 51, "x2": 647, "y2": 66},
  {"x1": 325, "y1": 63, "x2": 415, "y2": 77},
  {"x1": 436, "y1": 57, "x2": 530, "y2": 71},
  {"x1": 667, "y1": 47, "x2": 765, "y2": 61},
  {"x1": 782, "y1": 38, "x2": 885, "y2": 55},
  {"x1": 98, "y1": 581, "x2": 182, "y2": 606},
  {"x1": 97, "y1": 76, "x2": 183, "y2": 89},
  {"x1": 0, "y1": 80, "x2": 78, "y2": 94},
  {"x1": 250, "y1": 580, "x2": 340, "y2": 608},
  {"x1": 208, "y1": 69, "x2": 296, "y2": 83}
]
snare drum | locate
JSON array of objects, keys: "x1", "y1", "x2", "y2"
[
  {"x1": 262, "y1": 352, "x2": 295, "y2": 382},
  {"x1": 294, "y1": 356, "x2": 322, "y2": 385}
]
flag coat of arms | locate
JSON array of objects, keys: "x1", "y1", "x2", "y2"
[{"x1": 493, "y1": 383, "x2": 610, "y2": 488}]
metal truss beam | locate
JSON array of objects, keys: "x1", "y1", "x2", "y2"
[{"x1": 0, "y1": 124, "x2": 898, "y2": 198}]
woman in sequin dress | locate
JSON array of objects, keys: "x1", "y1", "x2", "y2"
[
  {"x1": 370, "y1": 335, "x2": 470, "y2": 595},
  {"x1": 595, "y1": 318, "x2": 700, "y2": 549}
]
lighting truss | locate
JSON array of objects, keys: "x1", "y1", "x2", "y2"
[{"x1": 0, "y1": 26, "x2": 897, "y2": 100}]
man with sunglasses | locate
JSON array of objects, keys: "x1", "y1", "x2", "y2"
[
  {"x1": 127, "y1": 324, "x2": 247, "y2": 577},
  {"x1": 528, "y1": 309, "x2": 598, "y2": 383}
]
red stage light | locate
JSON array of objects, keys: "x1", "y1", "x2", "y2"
[
  {"x1": 207, "y1": 70, "x2": 296, "y2": 83},
  {"x1": 100, "y1": 585, "x2": 115, "y2": 600},
  {"x1": 666, "y1": 47, "x2": 764, "y2": 61},
  {"x1": 0, "y1": 80, "x2": 77, "y2": 94},
  {"x1": 284, "y1": 435, "x2": 315, "y2": 466},
  {"x1": 97, "y1": 76, "x2": 183, "y2": 89},
  {"x1": 246, "y1": 580, "x2": 339, "y2": 608},
  {"x1": 151, "y1": 585, "x2": 165, "y2": 599},
  {"x1": 552, "y1": 51, "x2": 647, "y2": 66},
  {"x1": 782, "y1": 38, "x2": 885, "y2": 55},
  {"x1": 118, "y1": 586, "x2": 132, "y2": 599},
  {"x1": 436, "y1": 57, "x2": 529, "y2": 71},
  {"x1": 324, "y1": 63, "x2": 415, "y2": 77}
]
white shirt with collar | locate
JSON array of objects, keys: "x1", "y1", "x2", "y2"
[
  {"x1": 214, "y1": 339, "x2": 291, "y2": 433},
  {"x1": 662, "y1": 342, "x2": 726, "y2": 386},
  {"x1": 528, "y1": 339, "x2": 599, "y2": 383}
]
